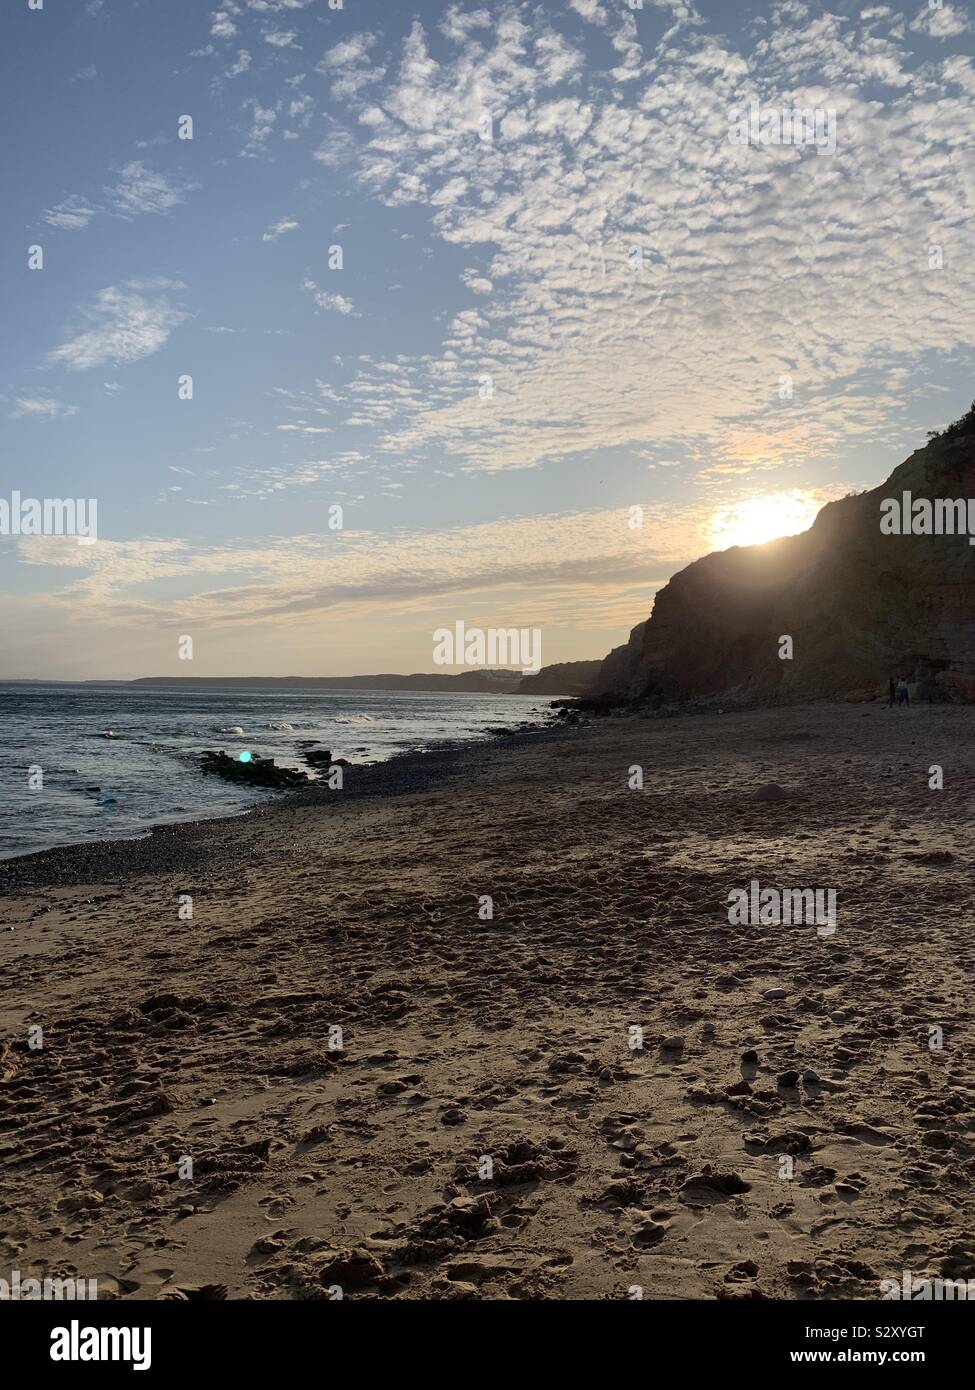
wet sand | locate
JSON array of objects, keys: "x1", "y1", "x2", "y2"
[{"x1": 1, "y1": 703, "x2": 973, "y2": 1300}]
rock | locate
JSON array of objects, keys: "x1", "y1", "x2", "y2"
[
  {"x1": 802, "y1": 1069, "x2": 820, "y2": 1084},
  {"x1": 741, "y1": 1048, "x2": 760, "y2": 1064},
  {"x1": 777, "y1": 1070, "x2": 801, "y2": 1088},
  {"x1": 763, "y1": 988, "x2": 788, "y2": 1001},
  {"x1": 751, "y1": 783, "x2": 790, "y2": 802},
  {"x1": 199, "y1": 750, "x2": 308, "y2": 789},
  {"x1": 661, "y1": 1035, "x2": 685, "y2": 1050},
  {"x1": 829, "y1": 1010, "x2": 847, "y2": 1023},
  {"x1": 302, "y1": 748, "x2": 333, "y2": 768}
]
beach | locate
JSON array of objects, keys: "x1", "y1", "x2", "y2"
[{"x1": 1, "y1": 702, "x2": 973, "y2": 1301}]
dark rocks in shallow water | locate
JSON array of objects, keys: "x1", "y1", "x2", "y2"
[
  {"x1": 302, "y1": 748, "x2": 333, "y2": 768},
  {"x1": 199, "y1": 750, "x2": 308, "y2": 789}
]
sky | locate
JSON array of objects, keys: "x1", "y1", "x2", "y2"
[{"x1": 1, "y1": 0, "x2": 973, "y2": 679}]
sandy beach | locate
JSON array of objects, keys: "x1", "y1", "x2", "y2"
[{"x1": 2, "y1": 702, "x2": 973, "y2": 1301}]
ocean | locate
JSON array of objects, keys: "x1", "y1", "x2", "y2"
[{"x1": 0, "y1": 683, "x2": 547, "y2": 860}]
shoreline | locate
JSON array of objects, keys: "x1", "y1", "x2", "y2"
[
  {"x1": 2, "y1": 701, "x2": 973, "y2": 1300},
  {"x1": 0, "y1": 719, "x2": 569, "y2": 892}
]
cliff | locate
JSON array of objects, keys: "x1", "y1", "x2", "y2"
[
  {"x1": 517, "y1": 660, "x2": 603, "y2": 696},
  {"x1": 592, "y1": 407, "x2": 975, "y2": 705}
]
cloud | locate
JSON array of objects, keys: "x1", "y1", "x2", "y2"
[
  {"x1": 462, "y1": 269, "x2": 494, "y2": 295},
  {"x1": 320, "y1": 32, "x2": 378, "y2": 69},
  {"x1": 42, "y1": 196, "x2": 99, "y2": 231},
  {"x1": 302, "y1": 278, "x2": 359, "y2": 316},
  {"x1": 15, "y1": 490, "x2": 854, "y2": 643},
  {"x1": 288, "y1": 2, "x2": 975, "y2": 476},
  {"x1": 241, "y1": 98, "x2": 278, "y2": 157},
  {"x1": 42, "y1": 164, "x2": 196, "y2": 233},
  {"x1": 567, "y1": 0, "x2": 607, "y2": 26},
  {"x1": 263, "y1": 216, "x2": 299, "y2": 240},
  {"x1": 47, "y1": 281, "x2": 188, "y2": 373},
  {"x1": 9, "y1": 395, "x2": 80, "y2": 421},
  {"x1": 313, "y1": 127, "x2": 357, "y2": 166},
  {"x1": 910, "y1": 3, "x2": 972, "y2": 39},
  {"x1": 317, "y1": 30, "x2": 385, "y2": 99},
  {"x1": 107, "y1": 162, "x2": 198, "y2": 218},
  {"x1": 211, "y1": 8, "x2": 238, "y2": 40}
]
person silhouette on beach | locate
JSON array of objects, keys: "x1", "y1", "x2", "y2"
[
  {"x1": 897, "y1": 677, "x2": 910, "y2": 706},
  {"x1": 888, "y1": 676, "x2": 896, "y2": 708}
]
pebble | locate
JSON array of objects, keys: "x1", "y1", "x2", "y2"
[
  {"x1": 741, "y1": 1048, "x2": 760, "y2": 1064},
  {"x1": 802, "y1": 1069, "x2": 820, "y2": 1084},
  {"x1": 763, "y1": 988, "x2": 788, "y2": 1000},
  {"x1": 777, "y1": 1069, "x2": 801, "y2": 1088},
  {"x1": 829, "y1": 1010, "x2": 846, "y2": 1023}
]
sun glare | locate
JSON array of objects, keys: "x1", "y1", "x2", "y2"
[{"x1": 706, "y1": 491, "x2": 821, "y2": 552}]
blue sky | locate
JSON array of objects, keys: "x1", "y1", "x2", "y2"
[{"x1": 1, "y1": 0, "x2": 973, "y2": 677}]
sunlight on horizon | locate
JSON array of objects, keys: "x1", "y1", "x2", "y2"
[{"x1": 706, "y1": 491, "x2": 821, "y2": 552}]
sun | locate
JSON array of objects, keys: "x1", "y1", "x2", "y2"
[{"x1": 706, "y1": 490, "x2": 821, "y2": 552}]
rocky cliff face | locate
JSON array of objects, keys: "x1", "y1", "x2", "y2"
[{"x1": 593, "y1": 410, "x2": 975, "y2": 705}]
